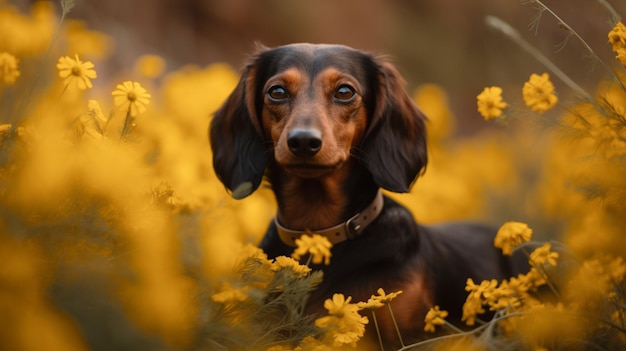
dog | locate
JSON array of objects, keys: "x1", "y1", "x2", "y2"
[{"x1": 209, "y1": 43, "x2": 527, "y2": 346}]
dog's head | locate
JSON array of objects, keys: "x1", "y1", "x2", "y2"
[{"x1": 210, "y1": 43, "x2": 428, "y2": 199}]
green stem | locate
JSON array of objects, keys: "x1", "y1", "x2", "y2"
[
  {"x1": 536, "y1": 263, "x2": 561, "y2": 297},
  {"x1": 371, "y1": 309, "x2": 385, "y2": 351},
  {"x1": 119, "y1": 107, "x2": 133, "y2": 140},
  {"x1": 530, "y1": 0, "x2": 626, "y2": 92},
  {"x1": 397, "y1": 311, "x2": 527, "y2": 351},
  {"x1": 600, "y1": 316, "x2": 626, "y2": 334},
  {"x1": 386, "y1": 303, "x2": 405, "y2": 348},
  {"x1": 444, "y1": 320, "x2": 465, "y2": 334},
  {"x1": 101, "y1": 110, "x2": 114, "y2": 135},
  {"x1": 57, "y1": 82, "x2": 70, "y2": 100},
  {"x1": 595, "y1": 0, "x2": 621, "y2": 24}
]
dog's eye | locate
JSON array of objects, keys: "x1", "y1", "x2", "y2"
[
  {"x1": 267, "y1": 85, "x2": 289, "y2": 102},
  {"x1": 334, "y1": 84, "x2": 356, "y2": 102}
]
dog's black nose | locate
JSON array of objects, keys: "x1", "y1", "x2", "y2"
[{"x1": 287, "y1": 128, "x2": 322, "y2": 157}]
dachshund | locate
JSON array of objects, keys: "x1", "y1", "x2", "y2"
[{"x1": 209, "y1": 43, "x2": 527, "y2": 346}]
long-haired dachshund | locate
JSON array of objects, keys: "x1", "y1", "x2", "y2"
[{"x1": 210, "y1": 43, "x2": 527, "y2": 346}]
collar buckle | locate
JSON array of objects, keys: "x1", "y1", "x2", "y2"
[{"x1": 345, "y1": 216, "x2": 362, "y2": 240}]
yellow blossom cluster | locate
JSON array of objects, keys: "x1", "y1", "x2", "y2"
[
  {"x1": 292, "y1": 234, "x2": 333, "y2": 265},
  {"x1": 451, "y1": 220, "x2": 625, "y2": 350},
  {"x1": 315, "y1": 294, "x2": 369, "y2": 348},
  {"x1": 522, "y1": 73, "x2": 558, "y2": 113},
  {"x1": 211, "y1": 245, "x2": 313, "y2": 305},
  {"x1": 0, "y1": 51, "x2": 20, "y2": 84},
  {"x1": 443, "y1": 17, "x2": 626, "y2": 348},
  {"x1": 476, "y1": 72, "x2": 558, "y2": 120},
  {"x1": 528, "y1": 242, "x2": 559, "y2": 268},
  {"x1": 476, "y1": 86, "x2": 507, "y2": 120},
  {"x1": 461, "y1": 268, "x2": 546, "y2": 329},
  {"x1": 209, "y1": 238, "x2": 406, "y2": 349},
  {"x1": 493, "y1": 221, "x2": 533, "y2": 256},
  {"x1": 609, "y1": 21, "x2": 626, "y2": 66},
  {"x1": 423, "y1": 305, "x2": 448, "y2": 333}
]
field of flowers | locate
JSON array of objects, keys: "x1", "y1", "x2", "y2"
[{"x1": 0, "y1": 1, "x2": 625, "y2": 350}]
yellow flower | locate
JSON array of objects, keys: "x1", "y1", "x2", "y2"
[
  {"x1": 292, "y1": 234, "x2": 332, "y2": 265},
  {"x1": 271, "y1": 255, "x2": 311, "y2": 277},
  {"x1": 78, "y1": 100, "x2": 109, "y2": 138},
  {"x1": 524, "y1": 267, "x2": 547, "y2": 288},
  {"x1": 87, "y1": 99, "x2": 105, "y2": 119},
  {"x1": 462, "y1": 278, "x2": 498, "y2": 325},
  {"x1": 609, "y1": 22, "x2": 626, "y2": 66},
  {"x1": 240, "y1": 243, "x2": 270, "y2": 263},
  {"x1": 87, "y1": 99, "x2": 108, "y2": 131},
  {"x1": 371, "y1": 288, "x2": 403, "y2": 304},
  {"x1": 211, "y1": 282, "x2": 249, "y2": 304},
  {"x1": 485, "y1": 281, "x2": 521, "y2": 311},
  {"x1": 112, "y1": 81, "x2": 151, "y2": 116},
  {"x1": 319, "y1": 294, "x2": 359, "y2": 316},
  {"x1": 477, "y1": 86, "x2": 508, "y2": 120},
  {"x1": 505, "y1": 274, "x2": 533, "y2": 295},
  {"x1": 608, "y1": 21, "x2": 626, "y2": 52},
  {"x1": 423, "y1": 305, "x2": 448, "y2": 333},
  {"x1": 461, "y1": 291, "x2": 484, "y2": 326},
  {"x1": 522, "y1": 73, "x2": 558, "y2": 113},
  {"x1": 0, "y1": 52, "x2": 20, "y2": 84},
  {"x1": 357, "y1": 297, "x2": 384, "y2": 310},
  {"x1": 529, "y1": 243, "x2": 559, "y2": 267},
  {"x1": 487, "y1": 293, "x2": 518, "y2": 312},
  {"x1": 494, "y1": 221, "x2": 533, "y2": 255},
  {"x1": 315, "y1": 294, "x2": 368, "y2": 347},
  {"x1": 134, "y1": 54, "x2": 166, "y2": 78},
  {"x1": 56, "y1": 54, "x2": 97, "y2": 90},
  {"x1": 295, "y1": 336, "x2": 332, "y2": 351},
  {"x1": 616, "y1": 48, "x2": 626, "y2": 66},
  {"x1": 465, "y1": 278, "x2": 498, "y2": 298},
  {"x1": 238, "y1": 244, "x2": 275, "y2": 289}
]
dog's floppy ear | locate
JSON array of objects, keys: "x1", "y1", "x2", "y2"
[
  {"x1": 210, "y1": 58, "x2": 268, "y2": 199},
  {"x1": 361, "y1": 59, "x2": 428, "y2": 193}
]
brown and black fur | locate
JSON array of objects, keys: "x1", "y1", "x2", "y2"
[{"x1": 210, "y1": 43, "x2": 527, "y2": 346}]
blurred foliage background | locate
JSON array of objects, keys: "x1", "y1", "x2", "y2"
[
  {"x1": 23, "y1": 0, "x2": 626, "y2": 132},
  {"x1": 2, "y1": 0, "x2": 626, "y2": 350}
]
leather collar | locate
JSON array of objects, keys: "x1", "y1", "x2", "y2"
[{"x1": 275, "y1": 190, "x2": 384, "y2": 247}]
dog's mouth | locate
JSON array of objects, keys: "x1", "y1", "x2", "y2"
[{"x1": 281, "y1": 161, "x2": 343, "y2": 178}]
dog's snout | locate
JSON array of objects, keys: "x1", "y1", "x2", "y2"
[{"x1": 287, "y1": 128, "x2": 322, "y2": 157}]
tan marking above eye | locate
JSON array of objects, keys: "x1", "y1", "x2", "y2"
[
  {"x1": 313, "y1": 68, "x2": 361, "y2": 103},
  {"x1": 264, "y1": 68, "x2": 307, "y2": 104}
]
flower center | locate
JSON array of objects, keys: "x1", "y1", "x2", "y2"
[
  {"x1": 127, "y1": 91, "x2": 137, "y2": 102},
  {"x1": 71, "y1": 66, "x2": 82, "y2": 76},
  {"x1": 333, "y1": 311, "x2": 345, "y2": 318}
]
